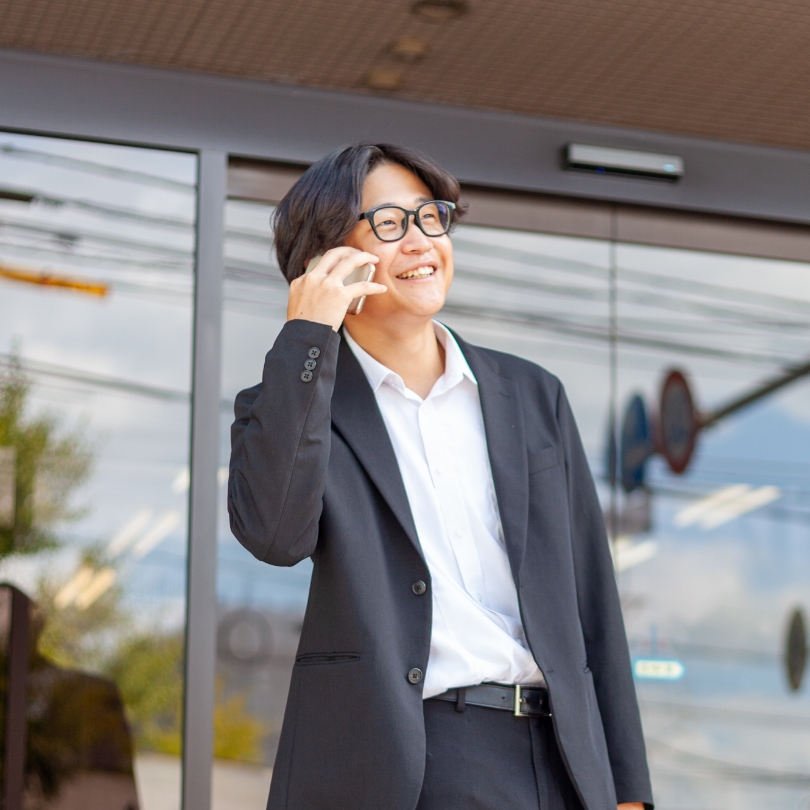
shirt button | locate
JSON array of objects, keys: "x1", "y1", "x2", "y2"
[
  {"x1": 308, "y1": 347, "x2": 321, "y2": 359},
  {"x1": 300, "y1": 371, "x2": 313, "y2": 383},
  {"x1": 304, "y1": 358, "x2": 317, "y2": 371},
  {"x1": 407, "y1": 668, "x2": 423, "y2": 684},
  {"x1": 411, "y1": 580, "x2": 427, "y2": 596},
  {"x1": 455, "y1": 529, "x2": 463, "y2": 537}
]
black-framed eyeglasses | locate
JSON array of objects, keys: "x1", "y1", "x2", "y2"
[{"x1": 359, "y1": 200, "x2": 456, "y2": 242}]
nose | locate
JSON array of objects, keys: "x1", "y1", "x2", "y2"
[{"x1": 400, "y1": 216, "x2": 432, "y2": 252}]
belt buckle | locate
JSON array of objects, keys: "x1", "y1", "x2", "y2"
[
  {"x1": 513, "y1": 684, "x2": 526, "y2": 717},
  {"x1": 513, "y1": 685, "x2": 552, "y2": 718}
]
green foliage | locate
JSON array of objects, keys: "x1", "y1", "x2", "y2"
[
  {"x1": 213, "y1": 683, "x2": 267, "y2": 762},
  {"x1": 35, "y1": 549, "x2": 129, "y2": 673},
  {"x1": 0, "y1": 357, "x2": 93, "y2": 556},
  {"x1": 104, "y1": 632, "x2": 267, "y2": 762},
  {"x1": 35, "y1": 570, "x2": 269, "y2": 763},
  {"x1": 105, "y1": 632, "x2": 185, "y2": 755}
]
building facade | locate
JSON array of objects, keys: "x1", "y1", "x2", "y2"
[{"x1": 2, "y1": 37, "x2": 810, "y2": 810}]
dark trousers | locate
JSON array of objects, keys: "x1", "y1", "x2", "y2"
[{"x1": 417, "y1": 697, "x2": 584, "y2": 810}]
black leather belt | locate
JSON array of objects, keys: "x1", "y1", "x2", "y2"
[{"x1": 430, "y1": 683, "x2": 551, "y2": 718}]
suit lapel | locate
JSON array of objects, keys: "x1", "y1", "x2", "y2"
[
  {"x1": 454, "y1": 333, "x2": 530, "y2": 580},
  {"x1": 331, "y1": 337, "x2": 423, "y2": 558}
]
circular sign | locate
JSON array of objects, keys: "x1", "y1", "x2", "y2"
[
  {"x1": 659, "y1": 370, "x2": 698, "y2": 474},
  {"x1": 217, "y1": 609, "x2": 274, "y2": 665},
  {"x1": 785, "y1": 607, "x2": 807, "y2": 692},
  {"x1": 620, "y1": 394, "x2": 653, "y2": 493}
]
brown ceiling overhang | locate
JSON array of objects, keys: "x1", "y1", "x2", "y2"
[{"x1": 2, "y1": 0, "x2": 809, "y2": 154}]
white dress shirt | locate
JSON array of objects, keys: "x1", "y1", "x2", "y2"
[{"x1": 343, "y1": 323, "x2": 544, "y2": 698}]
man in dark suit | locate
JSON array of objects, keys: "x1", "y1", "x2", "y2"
[{"x1": 229, "y1": 143, "x2": 653, "y2": 810}]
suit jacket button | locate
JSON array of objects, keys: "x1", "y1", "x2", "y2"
[
  {"x1": 304, "y1": 358, "x2": 317, "y2": 370},
  {"x1": 300, "y1": 371, "x2": 313, "y2": 383},
  {"x1": 308, "y1": 347, "x2": 321, "y2": 359},
  {"x1": 411, "y1": 580, "x2": 427, "y2": 595},
  {"x1": 407, "y1": 668, "x2": 423, "y2": 684}
]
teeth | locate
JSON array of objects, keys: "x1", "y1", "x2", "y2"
[{"x1": 398, "y1": 266, "x2": 435, "y2": 279}]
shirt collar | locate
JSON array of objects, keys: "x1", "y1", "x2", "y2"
[{"x1": 343, "y1": 321, "x2": 477, "y2": 398}]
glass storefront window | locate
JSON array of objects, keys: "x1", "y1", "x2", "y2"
[
  {"x1": 615, "y1": 243, "x2": 810, "y2": 809},
  {"x1": 217, "y1": 175, "x2": 810, "y2": 809},
  {"x1": 0, "y1": 132, "x2": 196, "y2": 809}
]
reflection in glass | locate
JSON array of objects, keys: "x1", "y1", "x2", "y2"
[
  {"x1": 0, "y1": 132, "x2": 196, "y2": 808},
  {"x1": 613, "y1": 244, "x2": 810, "y2": 808},
  {"x1": 1, "y1": 583, "x2": 138, "y2": 809}
]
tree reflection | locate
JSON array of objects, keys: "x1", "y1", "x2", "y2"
[{"x1": 0, "y1": 355, "x2": 92, "y2": 556}]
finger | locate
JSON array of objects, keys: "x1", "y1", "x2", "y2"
[
  {"x1": 305, "y1": 246, "x2": 357, "y2": 277},
  {"x1": 344, "y1": 281, "x2": 387, "y2": 298}
]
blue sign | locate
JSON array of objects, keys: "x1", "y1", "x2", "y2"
[{"x1": 620, "y1": 394, "x2": 653, "y2": 493}]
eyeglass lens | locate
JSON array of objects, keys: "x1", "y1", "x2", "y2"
[{"x1": 371, "y1": 202, "x2": 452, "y2": 241}]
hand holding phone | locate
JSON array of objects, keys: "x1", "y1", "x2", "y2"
[
  {"x1": 286, "y1": 247, "x2": 385, "y2": 331},
  {"x1": 305, "y1": 254, "x2": 376, "y2": 316}
]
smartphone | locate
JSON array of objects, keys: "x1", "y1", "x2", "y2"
[{"x1": 305, "y1": 255, "x2": 376, "y2": 316}]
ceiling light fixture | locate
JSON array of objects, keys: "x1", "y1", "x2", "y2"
[
  {"x1": 412, "y1": 0, "x2": 468, "y2": 21},
  {"x1": 365, "y1": 69, "x2": 403, "y2": 92},
  {"x1": 390, "y1": 37, "x2": 428, "y2": 62}
]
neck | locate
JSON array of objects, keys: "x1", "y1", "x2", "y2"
[{"x1": 344, "y1": 316, "x2": 445, "y2": 399}]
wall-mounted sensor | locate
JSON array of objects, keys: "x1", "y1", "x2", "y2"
[{"x1": 566, "y1": 143, "x2": 684, "y2": 181}]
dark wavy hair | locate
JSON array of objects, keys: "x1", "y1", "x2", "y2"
[{"x1": 272, "y1": 143, "x2": 467, "y2": 283}]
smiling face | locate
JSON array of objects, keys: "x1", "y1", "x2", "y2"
[{"x1": 343, "y1": 161, "x2": 454, "y2": 328}]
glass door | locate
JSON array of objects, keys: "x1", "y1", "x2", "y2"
[{"x1": 0, "y1": 132, "x2": 196, "y2": 809}]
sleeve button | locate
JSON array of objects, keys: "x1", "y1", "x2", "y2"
[
  {"x1": 308, "y1": 347, "x2": 321, "y2": 359},
  {"x1": 411, "y1": 580, "x2": 427, "y2": 595},
  {"x1": 304, "y1": 358, "x2": 317, "y2": 371},
  {"x1": 300, "y1": 371, "x2": 313, "y2": 383},
  {"x1": 407, "y1": 668, "x2": 423, "y2": 684}
]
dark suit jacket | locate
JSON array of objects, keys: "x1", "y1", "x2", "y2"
[{"x1": 228, "y1": 319, "x2": 653, "y2": 810}]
